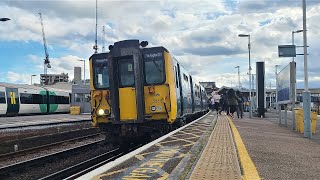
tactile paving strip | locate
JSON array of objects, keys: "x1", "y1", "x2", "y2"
[{"x1": 189, "y1": 115, "x2": 242, "y2": 180}]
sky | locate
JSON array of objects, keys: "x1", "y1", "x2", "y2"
[{"x1": 0, "y1": 0, "x2": 319, "y2": 89}]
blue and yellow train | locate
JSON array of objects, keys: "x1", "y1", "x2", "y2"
[{"x1": 90, "y1": 40, "x2": 208, "y2": 144}]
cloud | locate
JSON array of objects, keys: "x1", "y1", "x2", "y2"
[{"x1": 0, "y1": 0, "x2": 319, "y2": 90}]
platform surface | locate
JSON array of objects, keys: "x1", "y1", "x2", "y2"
[
  {"x1": 0, "y1": 114, "x2": 91, "y2": 128},
  {"x1": 189, "y1": 115, "x2": 241, "y2": 180},
  {"x1": 233, "y1": 112, "x2": 320, "y2": 179}
]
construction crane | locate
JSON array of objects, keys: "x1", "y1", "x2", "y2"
[{"x1": 39, "y1": 12, "x2": 51, "y2": 85}]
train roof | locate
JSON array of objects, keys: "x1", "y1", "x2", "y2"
[{"x1": 0, "y1": 82, "x2": 70, "y2": 93}]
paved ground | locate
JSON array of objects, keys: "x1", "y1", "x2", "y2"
[
  {"x1": 189, "y1": 115, "x2": 241, "y2": 180},
  {"x1": 267, "y1": 110, "x2": 320, "y2": 142},
  {"x1": 233, "y1": 112, "x2": 320, "y2": 180}
]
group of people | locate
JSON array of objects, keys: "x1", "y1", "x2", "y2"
[{"x1": 209, "y1": 89, "x2": 245, "y2": 118}]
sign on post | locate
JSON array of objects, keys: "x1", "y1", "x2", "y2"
[{"x1": 278, "y1": 45, "x2": 296, "y2": 57}]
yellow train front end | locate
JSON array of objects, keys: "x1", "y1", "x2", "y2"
[{"x1": 90, "y1": 40, "x2": 178, "y2": 144}]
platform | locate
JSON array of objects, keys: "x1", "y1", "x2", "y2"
[
  {"x1": 0, "y1": 114, "x2": 91, "y2": 129},
  {"x1": 77, "y1": 111, "x2": 320, "y2": 180}
]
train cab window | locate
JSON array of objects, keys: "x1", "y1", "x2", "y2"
[
  {"x1": 94, "y1": 62, "x2": 109, "y2": 89},
  {"x1": 144, "y1": 52, "x2": 165, "y2": 85},
  {"x1": 119, "y1": 59, "x2": 135, "y2": 87},
  {"x1": 0, "y1": 92, "x2": 5, "y2": 103}
]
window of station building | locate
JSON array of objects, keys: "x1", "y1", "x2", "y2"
[
  {"x1": 119, "y1": 59, "x2": 135, "y2": 87},
  {"x1": 144, "y1": 52, "x2": 165, "y2": 85},
  {"x1": 94, "y1": 62, "x2": 109, "y2": 89},
  {"x1": 0, "y1": 92, "x2": 5, "y2": 103}
]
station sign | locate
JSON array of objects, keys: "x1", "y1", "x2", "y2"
[{"x1": 278, "y1": 45, "x2": 296, "y2": 57}]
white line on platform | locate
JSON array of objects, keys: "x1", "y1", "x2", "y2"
[{"x1": 76, "y1": 111, "x2": 211, "y2": 180}]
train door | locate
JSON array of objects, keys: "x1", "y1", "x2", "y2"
[
  {"x1": 177, "y1": 64, "x2": 183, "y2": 116},
  {"x1": 189, "y1": 76, "x2": 195, "y2": 112},
  {"x1": 117, "y1": 57, "x2": 137, "y2": 121},
  {"x1": 5, "y1": 88, "x2": 20, "y2": 115},
  {"x1": 174, "y1": 65, "x2": 182, "y2": 117}
]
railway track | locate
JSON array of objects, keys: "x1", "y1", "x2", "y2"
[
  {"x1": 0, "y1": 132, "x2": 102, "y2": 161},
  {"x1": 0, "y1": 140, "x2": 107, "y2": 179},
  {"x1": 0, "y1": 127, "x2": 100, "y2": 155}
]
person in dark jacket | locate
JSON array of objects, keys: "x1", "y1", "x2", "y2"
[
  {"x1": 227, "y1": 88, "x2": 239, "y2": 118},
  {"x1": 218, "y1": 92, "x2": 228, "y2": 115},
  {"x1": 236, "y1": 90, "x2": 244, "y2": 118}
]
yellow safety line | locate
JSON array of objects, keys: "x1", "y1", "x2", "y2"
[{"x1": 226, "y1": 116, "x2": 261, "y2": 180}]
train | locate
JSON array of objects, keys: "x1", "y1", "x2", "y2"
[
  {"x1": 90, "y1": 40, "x2": 209, "y2": 145},
  {"x1": 0, "y1": 83, "x2": 70, "y2": 116}
]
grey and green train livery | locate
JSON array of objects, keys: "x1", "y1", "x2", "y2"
[{"x1": 0, "y1": 83, "x2": 70, "y2": 116}]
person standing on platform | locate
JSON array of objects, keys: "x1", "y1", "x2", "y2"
[
  {"x1": 236, "y1": 90, "x2": 244, "y2": 118},
  {"x1": 227, "y1": 88, "x2": 239, "y2": 118},
  {"x1": 211, "y1": 91, "x2": 221, "y2": 114},
  {"x1": 219, "y1": 92, "x2": 228, "y2": 115}
]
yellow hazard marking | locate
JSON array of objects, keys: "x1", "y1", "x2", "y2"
[
  {"x1": 10, "y1": 92, "x2": 16, "y2": 104},
  {"x1": 122, "y1": 148, "x2": 177, "y2": 179},
  {"x1": 135, "y1": 154, "x2": 145, "y2": 160},
  {"x1": 226, "y1": 116, "x2": 261, "y2": 180},
  {"x1": 94, "y1": 168, "x2": 128, "y2": 178},
  {"x1": 175, "y1": 130, "x2": 200, "y2": 138}
]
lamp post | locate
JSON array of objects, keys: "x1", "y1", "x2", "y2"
[
  {"x1": 78, "y1": 60, "x2": 86, "y2": 84},
  {"x1": 302, "y1": 0, "x2": 311, "y2": 138},
  {"x1": 291, "y1": 29, "x2": 302, "y2": 130},
  {"x1": 239, "y1": 34, "x2": 252, "y2": 118},
  {"x1": 235, "y1": 66, "x2": 241, "y2": 89},
  {"x1": 31, "y1": 75, "x2": 37, "y2": 85},
  {"x1": 275, "y1": 65, "x2": 280, "y2": 113},
  {"x1": 0, "y1": 18, "x2": 10, "y2": 22}
]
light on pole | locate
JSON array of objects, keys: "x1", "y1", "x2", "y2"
[
  {"x1": 0, "y1": 18, "x2": 10, "y2": 22},
  {"x1": 79, "y1": 60, "x2": 86, "y2": 84},
  {"x1": 239, "y1": 34, "x2": 252, "y2": 118},
  {"x1": 291, "y1": 29, "x2": 302, "y2": 130},
  {"x1": 31, "y1": 75, "x2": 37, "y2": 85},
  {"x1": 275, "y1": 65, "x2": 280, "y2": 112},
  {"x1": 235, "y1": 66, "x2": 241, "y2": 89},
  {"x1": 302, "y1": 0, "x2": 311, "y2": 138}
]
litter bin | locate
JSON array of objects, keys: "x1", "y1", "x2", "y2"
[
  {"x1": 295, "y1": 109, "x2": 317, "y2": 134},
  {"x1": 70, "y1": 106, "x2": 81, "y2": 115}
]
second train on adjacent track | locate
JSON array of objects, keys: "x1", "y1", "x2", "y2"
[{"x1": 90, "y1": 40, "x2": 208, "y2": 144}]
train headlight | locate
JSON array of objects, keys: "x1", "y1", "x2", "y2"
[
  {"x1": 104, "y1": 109, "x2": 110, "y2": 115},
  {"x1": 98, "y1": 109, "x2": 105, "y2": 116}
]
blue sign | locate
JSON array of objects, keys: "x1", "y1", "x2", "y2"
[{"x1": 277, "y1": 63, "x2": 291, "y2": 104}]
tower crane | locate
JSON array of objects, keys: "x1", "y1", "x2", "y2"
[{"x1": 39, "y1": 12, "x2": 51, "y2": 85}]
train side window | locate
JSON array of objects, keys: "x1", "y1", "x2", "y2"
[
  {"x1": 183, "y1": 74, "x2": 188, "y2": 82},
  {"x1": 174, "y1": 66, "x2": 179, "y2": 88},
  {"x1": 32, "y1": 94, "x2": 44, "y2": 104},
  {"x1": 0, "y1": 92, "x2": 5, "y2": 103},
  {"x1": 20, "y1": 93, "x2": 33, "y2": 104}
]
